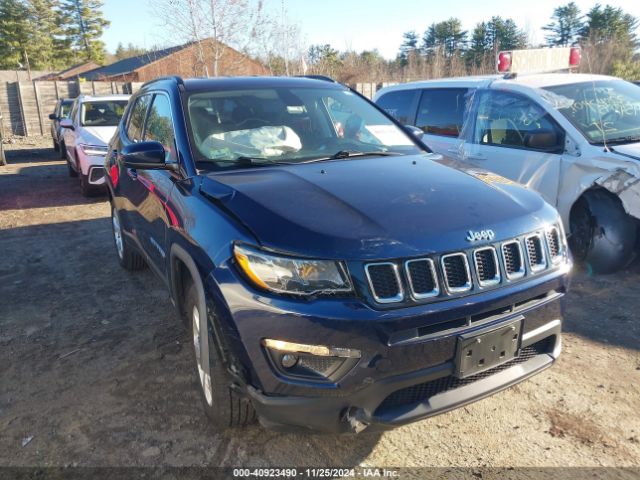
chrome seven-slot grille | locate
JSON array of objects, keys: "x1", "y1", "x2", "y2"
[{"x1": 364, "y1": 226, "x2": 564, "y2": 304}]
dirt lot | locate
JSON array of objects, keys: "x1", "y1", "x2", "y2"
[{"x1": 1, "y1": 138, "x2": 640, "y2": 468}]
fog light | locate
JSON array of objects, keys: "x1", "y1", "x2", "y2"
[
  {"x1": 262, "y1": 339, "x2": 361, "y2": 358},
  {"x1": 281, "y1": 353, "x2": 298, "y2": 368}
]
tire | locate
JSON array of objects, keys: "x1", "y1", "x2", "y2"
[
  {"x1": 111, "y1": 205, "x2": 146, "y2": 270},
  {"x1": 569, "y1": 189, "x2": 637, "y2": 274},
  {"x1": 185, "y1": 281, "x2": 256, "y2": 429},
  {"x1": 79, "y1": 173, "x2": 95, "y2": 197},
  {"x1": 63, "y1": 143, "x2": 76, "y2": 174}
]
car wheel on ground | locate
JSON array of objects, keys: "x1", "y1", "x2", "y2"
[
  {"x1": 63, "y1": 144, "x2": 76, "y2": 176},
  {"x1": 569, "y1": 189, "x2": 637, "y2": 274},
  {"x1": 111, "y1": 205, "x2": 146, "y2": 270},
  {"x1": 185, "y1": 280, "x2": 256, "y2": 429}
]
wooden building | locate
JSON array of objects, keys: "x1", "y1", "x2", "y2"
[{"x1": 81, "y1": 39, "x2": 267, "y2": 82}]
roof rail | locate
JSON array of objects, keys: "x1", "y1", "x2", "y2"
[
  {"x1": 141, "y1": 75, "x2": 184, "y2": 89},
  {"x1": 295, "y1": 75, "x2": 338, "y2": 83}
]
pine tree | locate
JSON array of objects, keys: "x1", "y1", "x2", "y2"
[
  {"x1": 422, "y1": 19, "x2": 467, "y2": 57},
  {"x1": 543, "y1": 2, "x2": 583, "y2": 46},
  {"x1": 0, "y1": 0, "x2": 30, "y2": 70},
  {"x1": 60, "y1": 0, "x2": 110, "y2": 63},
  {"x1": 398, "y1": 31, "x2": 419, "y2": 65},
  {"x1": 579, "y1": 4, "x2": 638, "y2": 47},
  {"x1": 24, "y1": 0, "x2": 66, "y2": 69}
]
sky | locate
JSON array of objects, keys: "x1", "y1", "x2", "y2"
[{"x1": 101, "y1": 0, "x2": 640, "y2": 59}]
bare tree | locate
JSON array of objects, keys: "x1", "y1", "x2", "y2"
[{"x1": 151, "y1": 0, "x2": 267, "y2": 76}]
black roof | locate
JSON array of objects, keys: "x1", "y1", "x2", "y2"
[
  {"x1": 179, "y1": 76, "x2": 346, "y2": 92},
  {"x1": 82, "y1": 43, "x2": 195, "y2": 80}
]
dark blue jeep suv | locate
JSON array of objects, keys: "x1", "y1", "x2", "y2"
[{"x1": 105, "y1": 76, "x2": 571, "y2": 433}]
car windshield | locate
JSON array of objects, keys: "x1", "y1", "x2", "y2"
[
  {"x1": 60, "y1": 101, "x2": 73, "y2": 118},
  {"x1": 542, "y1": 80, "x2": 640, "y2": 145},
  {"x1": 80, "y1": 101, "x2": 128, "y2": 127},
  {"x1": 186, "y1": 86, "x2": 423, "y2": 168}
]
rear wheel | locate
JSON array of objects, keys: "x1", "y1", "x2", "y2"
[
  {"x1": 569, "y1": 189, "x2": 637, "y2": 274},
  {"x1": 185, "y1": 281, "x2": 256, "y2": 429},
  {"x1": 111, "y1": 205, "x2": 145, "y2": 270}
]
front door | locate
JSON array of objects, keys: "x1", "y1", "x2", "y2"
[{"x1": 460, "y1": 89, "x2": 564, "y2": 207}]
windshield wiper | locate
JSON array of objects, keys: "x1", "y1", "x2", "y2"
[
  {"x1": 214, "y1": 156, "x2": 298, "y2": 167},
  {"x1": 301, "y1": 150, "x2": 401, "y2": 163},
  {"x1": 603, "y1": 136, "x2": 640, "y2": 146}
]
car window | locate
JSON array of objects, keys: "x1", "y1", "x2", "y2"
[
  {"x1": 126, "y1": 95, "x2": 151, "y2": 142},
  {"x1": 416, "y1": 88, "x2": 469, "y2": 137},
  {"x1": 376, "y1": 90, "x2": 419, "y2": 125},
  {"x1": 59, "y1": 101, "x2": 73, "y2": 118},
  {"x1": 143, "y1": 94, "x2": 177, "y2": 162},
  {"x1": 474, "y1": 91, "x2": 563, "y2": 152},
  {"x1": 80, "y1": 101, "x2": 128, "y2": 127},
  {"x1": 186, "y1": 87, "x2": 423, "y2": 168},
  {"x1": 542, "y1": 80, "x2": 640, "y2": 145}
]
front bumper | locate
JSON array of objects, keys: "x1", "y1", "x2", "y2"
[
  {"x1": 78, "y1": 151, "x2": 107, "y2": 184},
  {"x1": 248, "y1": 320, "x2": 559, "y2": 433},
  {"x1": 209, "y1": 262, "x2": 567, "y2": 433}
]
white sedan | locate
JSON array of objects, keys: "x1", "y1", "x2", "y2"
[{"x1": 61, "y1": 94, "x2": 130, "y2": 196}]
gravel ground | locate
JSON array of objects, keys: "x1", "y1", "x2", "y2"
[{"x1": 1, "y1": 138, "x2": 639, "y2": 469}]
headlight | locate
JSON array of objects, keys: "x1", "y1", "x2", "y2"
[
  {"x1": 233, "y1": 244, "x2": 352, "y2": 296},
  {"x1": 79, "y1": 144, "x2": 108, "y2": 156}
]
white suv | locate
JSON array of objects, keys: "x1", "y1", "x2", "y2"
[
  {"x1": 61, "y1": 94, "x2": 130, "y2": 196},
  {"x1": 375, "y1": 73, "x2": 640, "y2": 273}
]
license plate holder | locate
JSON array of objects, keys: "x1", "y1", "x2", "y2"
[{"x1": 455, "y1": 319, "x2": 522, "y2": 378}]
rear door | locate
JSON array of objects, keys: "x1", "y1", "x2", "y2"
[{"x1": 460, "y1": 89, "x2": 564, "y2": 206}]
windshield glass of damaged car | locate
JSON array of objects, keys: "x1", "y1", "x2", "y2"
[
  {"x1": 186, "y1": 87, "x2": 424, "y2": 166},
  {"x1": 542, "y1": 80, "x2": 640, "y2": 145}
]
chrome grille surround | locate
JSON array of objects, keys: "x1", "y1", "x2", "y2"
[
  {"x1": 501, "y1": 240, "x2": 526, "y2": 280},
  {"x1": 364, "y1": 262, "x2": 404, "y2": 304},
  {"x1": 473, "y1": 246, "x2": 501, "y2": 287},
  {"x1": 546, "y1": 226, "x2": 563, "y2": 264},
  {"x1": 363, "y1": 224, "x2": 565, "y2": 305},
  {"x1": 441, "y1": 252, "x2": 472, "y2": 293},
  {"x1": 404, "y1": 258, "x2": 439, "y2": 299},
  {"x1": 525, "y1": 233, "x2": 547, "y2": 273}
]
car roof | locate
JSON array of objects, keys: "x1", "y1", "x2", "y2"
[
  {"x1": 146, "y1": 76, "x2": 347, "y2": 93},
  {"x1": 377, "y1": 73, "x2": 620, "y2": 96},
  {"x1": 76, "y1": 94, "x2": 131, "y2": 102}
]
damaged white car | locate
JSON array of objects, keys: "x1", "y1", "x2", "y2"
[{"x1": 376, "y1": 59, "x2": 640, "y2": 273}]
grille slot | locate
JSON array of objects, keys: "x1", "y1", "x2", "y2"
[
  {"x1": 473, "y1": 247, "x2": 500, "y2": 286},
  {"x1": 364, "y1": 263, "x2": 403, "y2": 303},
  {"x1": 546, "y1": 227, "x2": 562, "y2": 262},
  {"x1": 441, "y1": 253, "x2": 471, "y2": 293},
  {"x1": 501, "y1": 240, "x2": 525, "y2": 279},
  {"x1": 405, "y1": 259, "x2": 439, "y2": 299},
  {"x1": 525, "y1": 234, "x2": 547, "y2": 272}
]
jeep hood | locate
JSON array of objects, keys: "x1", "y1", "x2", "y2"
[
  {"x1": 200, "y1": 155, "x2": 557, "y2": 259},
  {"x1": 611, "y1": 142, "x2": 640, "y2": 161}
]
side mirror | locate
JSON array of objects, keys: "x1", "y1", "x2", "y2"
[
  {"x1": 49, "y1": 113, "x2": 58, "y2": 121},
  {"x1": 404, "y1": 125, "x2": 424, "y2": 140},
  {"x1": 60, "y1": 118, "x2": 74, "y2": 130},
  {"x1": 524, "y1": 130, "x2": 561, "y2": 153},
  {"x1": 122, "y1": 141, "x2": 170, "y2": 170}
]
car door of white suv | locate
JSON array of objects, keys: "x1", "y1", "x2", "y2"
[{"x1": 459, "y1": 89, "x2": 564, "y2": 207}]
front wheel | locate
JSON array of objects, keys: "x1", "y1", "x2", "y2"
[
  {"x1": 569, "y1": 189, "x2": 637, "y2": 274},
  {"x1": 185, "y1": 281, "x2": 256, "y2": 429}
]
